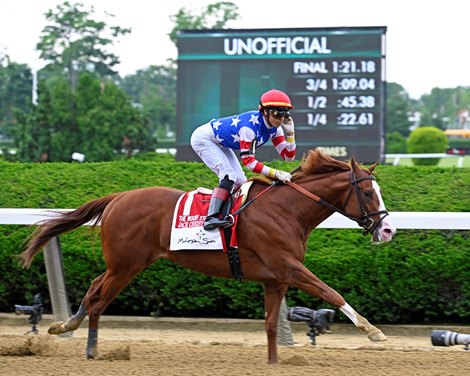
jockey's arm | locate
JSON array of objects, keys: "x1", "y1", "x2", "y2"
[
  {"x1": 272, "y1": 126, "x2": 296, "y2": 162},
  {"x1": 239, "y1": 127, "x2": 293, "y2": 182}
]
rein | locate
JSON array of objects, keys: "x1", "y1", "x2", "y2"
[
  {"x1": 286, "y1": 171, "x2": 388, "y2": 235},
  {"x1": 230, "y1": 166, "x2": 387, "y2": 236},
  {"x1": 231, "y1": 166, "x2": 302, "y2": 217}
]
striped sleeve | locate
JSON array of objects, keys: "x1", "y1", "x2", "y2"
[
  {"x1": 272, "y1": 128, "x2": 296, "y2": 161},
  {"x1": 239, "y1": 127, "x2": 276, "y2": 177}
]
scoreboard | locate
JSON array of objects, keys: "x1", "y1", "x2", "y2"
[{"x1": 176, "y1": 27, "x2": 386, "y2": 163}]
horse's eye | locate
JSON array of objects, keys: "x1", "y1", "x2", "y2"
[{"x1": 364, "y1": 190, "x2": 373, "y2": 198}]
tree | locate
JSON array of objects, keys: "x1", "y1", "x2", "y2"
[
  {"x1": 75, "y1": 73, "x2": 155, "y2": 160},
  {"x1": 0, "y1": 60, "x2": 33, "y2": 141},
  {"x1": 15, "y1": 76, "x2": 76, "y2": 161},
  {"x1": 12, "y1": 1, "x2": 156, "y2": 162},
  {"x1": 419, "y1": 87, "x2": 469, "y2": 130},
  {"x1": 36, "y1": 1, "x2": 131, "y2": 87},
  {"x1": 168, "y1": 2, "x2": 240, "y2": 46},
  {"x1": 119, "y1": 65, "x2": 177, "y2": 139},
  {"x1": 386, "y1": 82, "x2": 413, "y2": 136},
  {"x1": 14, "y1": 72, "x2": 155, "y2": 162},
  {"x1": 117, "y1": 1, "x2": 239, "y2": 141}
]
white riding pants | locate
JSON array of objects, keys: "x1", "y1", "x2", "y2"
[{"x1": 190, "y1": 123, "x2": 247, "y2": 186}]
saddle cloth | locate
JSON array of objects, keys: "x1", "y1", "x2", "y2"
[{"x1": 169, "y1": 182, "x2": 252, "y2": 251}]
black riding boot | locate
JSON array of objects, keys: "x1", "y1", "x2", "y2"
[{"x1": 204, "y1": 176, "x2": 234, "y2": 231}]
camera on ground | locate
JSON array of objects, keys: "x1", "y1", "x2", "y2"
[
  {"x1": 287, "y1": 306, "x2": 335, "y2": 345},
  {"x1": 431, "y1": 330, "x2": 470, "y2": 350},
  {"x1": 14, "y1": 293, "x2": 43, "y2": 334}
]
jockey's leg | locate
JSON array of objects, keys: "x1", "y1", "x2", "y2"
[{"x1": 204, "y1": 175, "x2": 234, "y2": 230}]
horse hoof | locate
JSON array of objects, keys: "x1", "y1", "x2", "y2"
[
  {"x1": 368, "y1": 329, "x2": 387, "y2": 342},
  {"x1": 48, "y1": 321, "x2": 65, "y2": 335},
  {"x1": 86, "y1": 349, "x2": 97, "y2": 359}
]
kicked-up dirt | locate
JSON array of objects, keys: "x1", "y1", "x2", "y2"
[{"x1": 0, "y1": 314, "x2": 468, "y2": 376}]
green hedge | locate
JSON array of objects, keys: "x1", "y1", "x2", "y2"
[
  {"x1": 407, "y1": 127, "x2": 448, "y2": 166},
  {"x1": 1, "y1": 156, "x2": 469, "y2": 324}
]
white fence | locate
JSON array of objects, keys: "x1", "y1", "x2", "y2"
[
  {"x1": 385, "y1": 153, "x2": 465, "y2": 167},
  {"x1": 1, "y1": 209, "x2": 469, "y2": 229}
]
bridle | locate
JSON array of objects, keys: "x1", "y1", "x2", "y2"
[{"x1": 286, "y1": 169, "x2": 389, "y2": 236}]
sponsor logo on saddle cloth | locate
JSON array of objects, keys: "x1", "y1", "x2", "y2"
[{"x1": 170, "y1": 182, "x2": 253, "y2": 251}]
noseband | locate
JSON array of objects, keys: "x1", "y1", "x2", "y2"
[{"x1": 286, "y1": 170, "x2": 389, "y2": 236}]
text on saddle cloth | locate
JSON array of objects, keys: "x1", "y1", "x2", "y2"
[{"x1": 169, "y1": 182, "x2": 253, "y2": 251}]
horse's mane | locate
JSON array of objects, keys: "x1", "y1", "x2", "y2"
[
  {"x1": 295, "y1": 149, "x2": 351, "y2": 177},
  {"x1": 249, "y1": 149, "x2": 351, "y2": 185}
]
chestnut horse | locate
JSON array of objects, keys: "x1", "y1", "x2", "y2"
[{"x1": 20, "y1": 149, "x2": 395, "y2": 364}]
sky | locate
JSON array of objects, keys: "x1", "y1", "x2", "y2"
[{"x1": 0, "y1": 0, "x2": 468, "y2": 99}]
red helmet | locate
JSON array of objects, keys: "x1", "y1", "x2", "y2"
[{"x1": 259, "y1": 89, "x2": 293, "y2": 109}]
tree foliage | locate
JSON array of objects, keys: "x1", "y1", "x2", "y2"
[
  {"x1": 36, "y1": 1, "x2": 131, "y2": 84},
  {"x1": 119, "y1": 65, "x2": 177, "y2": 139},
  {"x1": 418, "y1": 87, "x2": 467, "y2": 130},
  {"x1": 3, "y1": 1, "x2": 470, "y2": 159},
  {"x1": 386, "y1": 82, "x2": 413, "y2": 136},
  {"x1": 168, "y1": 1, "x2": 240, "y2": 46},
  {"x1": 118, "y1": 1, "x2": 240, "y2": 140},
  {"x1": 0, "y1": 60, "x2": 33, "y2": 141},
  {"x1": 10, "y1": 1, "x2": 156, "y2": 162},
  {"x1": 14, "y1": 73, "x2": 155, "y2": 162}
]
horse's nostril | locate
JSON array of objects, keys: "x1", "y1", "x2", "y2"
[{"x1": 383, "y1": 227, "x2": 396, "y2": 236}]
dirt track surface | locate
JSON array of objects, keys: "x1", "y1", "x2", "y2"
[{"x1": 0, "y1": 314, "x2": 469, "y2": 376}]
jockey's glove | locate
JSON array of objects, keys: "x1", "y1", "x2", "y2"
[
  {"x1": 282, "y1": 117, "x2": 295, "y2": 135},
  {"x1": 274, "y1": 169, "x2": 292, "y2": 183}
]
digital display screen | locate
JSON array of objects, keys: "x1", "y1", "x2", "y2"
[{"x1": 176, "y1": 27, "x2": 386, "y2": 163}]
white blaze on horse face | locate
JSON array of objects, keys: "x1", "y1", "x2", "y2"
[{"x1": 372, "y1": 180, "x2": 396, "y2": 243}]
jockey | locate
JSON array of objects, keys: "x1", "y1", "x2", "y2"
[{"x1": 190, "y1": 89, "x2": 297, "y2": 231}]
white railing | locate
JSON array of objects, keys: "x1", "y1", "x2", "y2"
[
  {"x1": 385, "y1": 153, "x2": 465, "y2": 167},
  {"x1": 1, "y1": 209, "x2": 469, "y2": 230}
]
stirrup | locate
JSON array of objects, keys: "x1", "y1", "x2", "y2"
[{"x1": 203, "y1": 215, "x2": 234, "y2": 231}]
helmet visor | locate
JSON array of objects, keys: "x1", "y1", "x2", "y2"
[{"x1": 268, "y1": 108, "x2": 291, "y2": 120}]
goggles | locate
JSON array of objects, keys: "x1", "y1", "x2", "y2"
[{"x1": 268, "y1": 108, "x2": 291, "y2": 120}]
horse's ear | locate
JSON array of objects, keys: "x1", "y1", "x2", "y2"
[
  {"x1": 368, "y1": 161, "x2": 378, "y2": 173},
  {"x1": 350, "y1": 157, "x2": 359, "y2": 172}
]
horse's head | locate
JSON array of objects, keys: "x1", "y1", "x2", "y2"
[
  {"x1": 345, "y1": 158, "x2": 396, "y2": 243},
  {"x1": 288, "y1": 149, "x2": 395, "y2": 243}
]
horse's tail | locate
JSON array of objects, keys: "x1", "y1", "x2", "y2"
[{"x1": 20, "y1": 193, "x2": 121, "y2": 268}]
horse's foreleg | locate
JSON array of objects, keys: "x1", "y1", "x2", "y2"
[
  {"x1": 288, "y1": 265, "x2": 387, "y2": 342},
  {"x1": 263, "y1": 283, "x2": 288, "y2": 364},
  {"x1": 339, "y1": 302, "x2": 387, "y2": 341}
]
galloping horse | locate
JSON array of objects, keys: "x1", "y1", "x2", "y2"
[{"x1": 20, "y1": 149, "x2": 395, "y2": 364}]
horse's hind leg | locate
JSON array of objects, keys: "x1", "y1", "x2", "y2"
[
  {"x1": 82, "y1": 269, "x2": 139, "y2": 359},
  {"x1": 48, "y1": 303, "x2": 87, "y2": 334},
  {"x1": 48, "y1": 273, "x2": 107, "y2": 335}
]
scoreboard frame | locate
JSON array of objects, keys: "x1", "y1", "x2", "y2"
[{"x1": 176, "y1": 26, "x2": 387, "y2": 163}]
